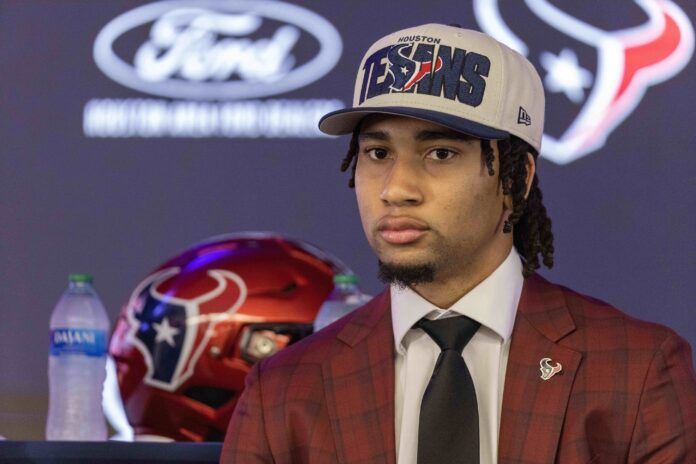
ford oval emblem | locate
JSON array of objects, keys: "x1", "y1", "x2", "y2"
[{"x1": 93, "y1": 0, "x2": 343, "y2": 100}]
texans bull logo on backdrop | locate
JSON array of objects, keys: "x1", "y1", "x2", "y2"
[
  {"x1": 475, "y1": 0, "x2": 694, "y2": 164},
  {"x1": 125, "y1": 267, "x2": 247, "y2": 391}
]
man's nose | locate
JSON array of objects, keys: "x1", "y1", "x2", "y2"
[{"x1": 380, "y1": 157, "x2": 424, "y2": 207}]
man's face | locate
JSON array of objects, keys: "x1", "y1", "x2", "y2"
[{"x1": 354, "y1": 115, "x2": 511, "y2": 286}]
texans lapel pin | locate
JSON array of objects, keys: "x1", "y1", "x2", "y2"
[{"x1": 539, "y1": 357, "x2": 562, "y2": 380}]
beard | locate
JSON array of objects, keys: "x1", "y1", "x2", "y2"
[{"x1": 377, "y1": 260, "x2": 436, "y2": 288}]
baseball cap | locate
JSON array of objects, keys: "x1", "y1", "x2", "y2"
[{"x1": 319, "y1": 23, "x2": 545, "y2": 152}]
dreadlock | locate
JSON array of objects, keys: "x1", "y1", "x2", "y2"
[{"x1": 339, "y1": 129, "x2": 554, "y2": 277}]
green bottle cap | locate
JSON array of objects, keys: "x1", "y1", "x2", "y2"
[
  {"x1": 69, "y1": 273, "x2": 93, "y2": 284},
  {"x1": 334, "y1": 274, "x2": 359, "y2": 284}
]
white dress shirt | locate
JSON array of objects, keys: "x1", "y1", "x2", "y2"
[{"x1": 391, "y1": 248, "x2": 523, "y2": 464}]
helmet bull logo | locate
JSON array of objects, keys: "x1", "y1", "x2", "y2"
[
  {"x1": 475, "y1": 0, "x2": 694, "y2": 164},
  {"x1": 125, "y1": 267, "x2": 247, "y2": 391}
]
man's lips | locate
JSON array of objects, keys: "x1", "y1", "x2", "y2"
[{"x1": 377, "y1": 217, "x2": 429, "y2": 245}]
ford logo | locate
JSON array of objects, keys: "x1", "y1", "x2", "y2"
[{"x1": 93, "y1": 0, "x2": 343, "y2": 100}]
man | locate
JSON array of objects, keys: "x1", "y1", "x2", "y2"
[{"x1": 221, "y1": 24, "x2": 696, "y2": 463}]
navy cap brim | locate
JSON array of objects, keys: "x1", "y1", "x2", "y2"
[{"x1": 319, "y1": 106, "x2": 509, "y2": 140}]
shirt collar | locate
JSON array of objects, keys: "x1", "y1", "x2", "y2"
[{"x1": 391, "y1": 247, "x2": 523, "y2": 354}]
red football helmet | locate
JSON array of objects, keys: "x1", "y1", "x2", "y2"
[{"x1": 109, "y1": 233, "x2": 348, "y2": 441}]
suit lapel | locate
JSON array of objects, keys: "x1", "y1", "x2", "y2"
[
  {"x1": 499, "y1": 275, "x2": 583, "y2": 463},
  {"x1": 323, "y1": 290, "x2": 396, "y2": 464},
  {"x1": 321, "y1": 275, "x2": 582, "y2": 463}
]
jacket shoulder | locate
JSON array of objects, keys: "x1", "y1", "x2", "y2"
[{"x1": 552, "y1": 279, "x2": 687, "y2": 351}]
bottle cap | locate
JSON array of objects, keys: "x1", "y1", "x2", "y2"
[
  {"x1": 69, "y1": 273, "x2": 93, "y2": 284},
  {"x1": 334, "y1": 274, "x2": 359, "y2": 284}
]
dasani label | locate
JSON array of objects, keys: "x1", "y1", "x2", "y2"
[{"x1": 50, "y1": 328, "x2": 107, "y2": 357}]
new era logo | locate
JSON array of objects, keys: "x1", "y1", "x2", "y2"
[{"x1": 518, "y1": 106, "x2": 531, "y2": 126}]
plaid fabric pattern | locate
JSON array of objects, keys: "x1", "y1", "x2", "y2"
[{"x1": 222, "y1": 275, "x2": 696, "y2": 463}]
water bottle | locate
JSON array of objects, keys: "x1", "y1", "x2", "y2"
[
  {"x1": 314, "y1": 274, "x2": 371, "y2": 331},
  {"x1": 46, "y1": 274, "x2": 110, "y2": 441}
]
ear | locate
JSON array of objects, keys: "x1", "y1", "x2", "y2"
[
  {"x1": 524, "y1": 152, "x2": 536, "y2": 199},
  {"x1": 503, "y1": 185, "x2": 513, "y2": 211}
]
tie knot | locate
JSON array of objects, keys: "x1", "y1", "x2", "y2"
[{"x1": 416, "y1": 315, "x2": 480, "y2": 352}]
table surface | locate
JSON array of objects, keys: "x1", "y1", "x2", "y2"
[{"x1": 0, "y1": 440, "x2": 222, "y2": 463}]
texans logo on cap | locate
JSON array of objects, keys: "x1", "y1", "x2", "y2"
[
  {"x1": 386, "y1": 44, "x2": 444, "y2": 93},
  {"x1": 358, "y1": 40, "x2": 491, "y2": 107}
]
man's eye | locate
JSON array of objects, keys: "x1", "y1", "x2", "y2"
[
  {"x1": 427, "y1": 149, "x2": 456, "y2": 161},
  {"x1": 366, "y1": 148, "x2": 389, "y2": 160}
]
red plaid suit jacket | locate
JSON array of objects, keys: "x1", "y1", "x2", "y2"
[{"x1": 221, "y1": 274, "x2": 696, "y2": 463}]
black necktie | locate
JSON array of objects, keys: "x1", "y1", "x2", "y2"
[{"x1": 416, "y1": 315, "x2": 481, "y2": 464}]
